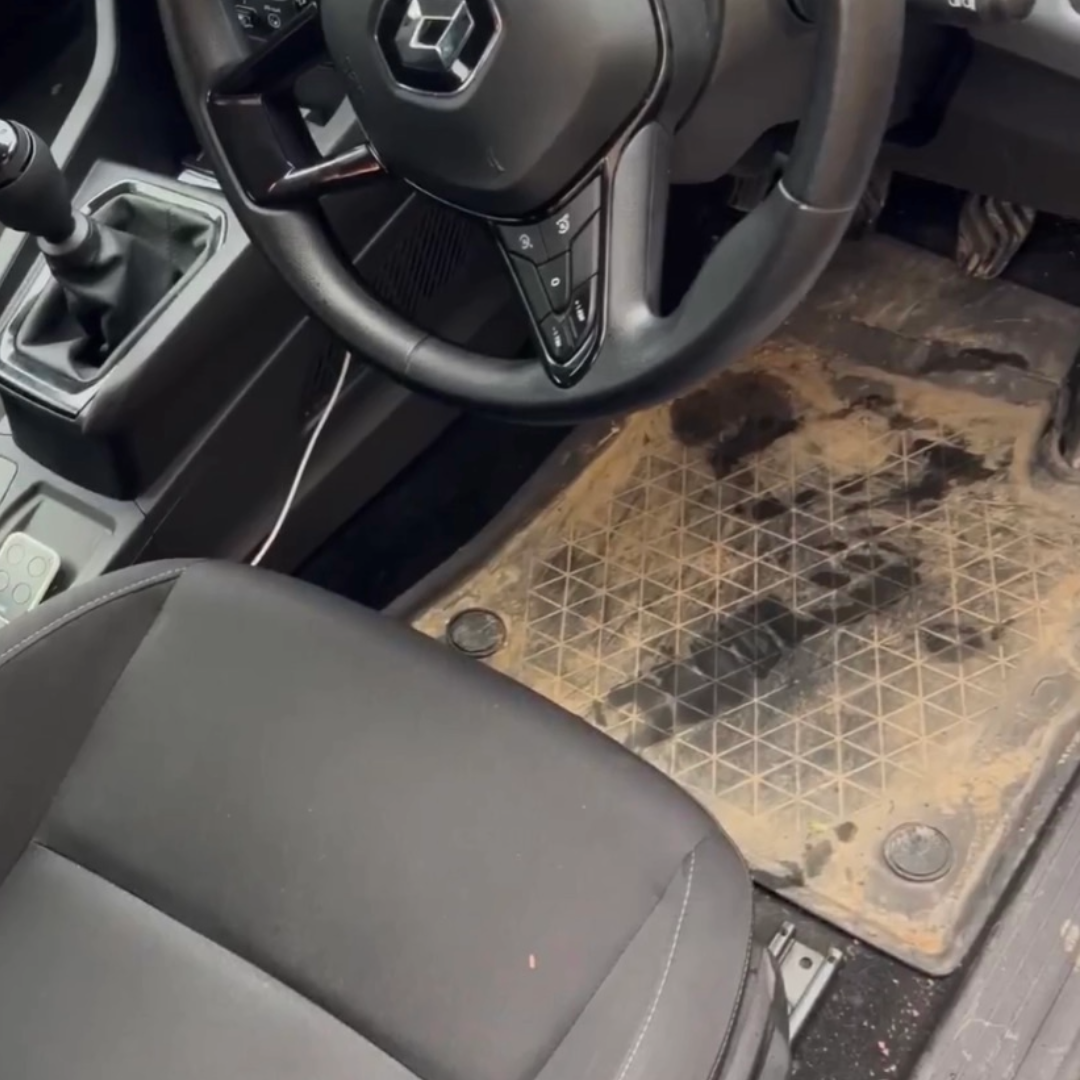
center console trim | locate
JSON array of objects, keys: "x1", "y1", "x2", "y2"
[{"x1": 0, "y1": 178, "x2": 227, "y2": 417}]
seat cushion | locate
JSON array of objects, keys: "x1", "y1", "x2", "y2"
[{"x1": 0, "y1": 562, "x2": 755, "y2": 1080}]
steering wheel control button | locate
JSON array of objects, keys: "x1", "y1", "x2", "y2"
[
  {"x1": 235, "y1": 5, "x2": 258, "y2": 30},
  {"x1": 540, "y1": 315, "x2": 575, "y2": 364},
  {"x1": 568, "y1": 279, "x2": 598, "y2": 336},
  {"x1": 510, "y1": 258, "x2": 551, "y2": 320},
  {"x1": 540, "y1": 180, "x2": 602, "y2": 256},
  {"x1": 499, "y1": 223, "x2": 547, "y2": 264},
  {"x1": 539, "y1": 254, "x2": 571, "y2": 312},
  {"x1": 571, "y1": 216, "x2": 601, "y2": 285}
]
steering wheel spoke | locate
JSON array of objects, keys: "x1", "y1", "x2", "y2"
[
  {"x1": 208, "y1": 5, "x2": 385, "y2": 207},
  {"x1": 492, "y1": 177, "x2": 607, "y2": 386}
]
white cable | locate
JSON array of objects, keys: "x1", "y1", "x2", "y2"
[{"x1": 250, "y1": 350, "x2": 353, "y2": 568}]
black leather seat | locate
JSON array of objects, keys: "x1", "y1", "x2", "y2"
[{"x1": 0, "y1": 561, "x2": 789, "y2": 1079}]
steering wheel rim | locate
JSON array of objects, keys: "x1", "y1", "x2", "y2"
[{"x1": 157, "y1": 0, "x2": 904, "y2": 422}]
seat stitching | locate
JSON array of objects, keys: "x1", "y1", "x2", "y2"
[
  {"x1": 613, "y1": 847, "x2": 697, "y2": 1080},
  {"x1": 0, "y1": 567, "x2": 185, "y2": 672}
]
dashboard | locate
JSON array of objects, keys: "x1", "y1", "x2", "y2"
[
  {"x1": 11, "y1": 0, "x2": 1078, "y2": 246},
  {"x1": 218, "y1": 0, "x2": 1080, "y2": 88},
  {"x1": 977, "y1": 0, "x2": 1080, "y2": 76}
]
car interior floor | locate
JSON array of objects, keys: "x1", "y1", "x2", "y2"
[
  {"x1": 390, "y1": 181, "x2": 1080, "y2": 1076},
  {"x1": 12, "y1": 0, "x2": 1080, "y2": 1075}
]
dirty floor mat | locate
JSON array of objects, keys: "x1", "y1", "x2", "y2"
[{"x1": 415, "y1": 257, "x2": 1080, "y2": 974}]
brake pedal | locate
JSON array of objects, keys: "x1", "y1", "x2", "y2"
[
  {"x1": 768, "y1": 921, "x2": 843, "y2": 1040},
  {"x1": 956, "y1": 193, "x2": 1035, "y2": 280},
  {"x1": 0, "y1": 533, "x2": 61, "y2": 627}
]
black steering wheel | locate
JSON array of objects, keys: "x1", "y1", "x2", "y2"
[{"x1": 157, "y1": 0, "x2": 903, "y2": 421}]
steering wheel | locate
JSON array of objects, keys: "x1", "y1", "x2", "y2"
[{"x1": 157, "y1": 0, "x2": 903, "y2": 421}]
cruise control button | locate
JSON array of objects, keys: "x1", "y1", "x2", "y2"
[
  {"x1": 540, "y1": 179, "x2": 602, "y2": 256},
  {"x1": 540, "y1": 315, "x2": 575, "y2": 363},
  {"x1": 539, "y1": 253, "x2": 571, "y2": 312},
  {"x1": 568, "y1": 278, "x2": 598, "y2": 337},
  {"x1": 498, "y1": 223, "x2": 547, "y2": 264},
  {"x1": 510, "y1": 257, "x2": 551, "y2": 319},
  {"x1": 571, "y1": 215, "x2": 601, "y2": 285}
]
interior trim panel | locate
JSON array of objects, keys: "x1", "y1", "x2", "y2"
[{"x1": 977, "y1": 0, "x2": 1080, "y2": 76}]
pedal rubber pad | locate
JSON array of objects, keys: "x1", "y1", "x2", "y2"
[{"x1": 0, "y1": 532, "x2": 61, "y2": 626}]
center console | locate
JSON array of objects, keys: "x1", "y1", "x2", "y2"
[
  {"x1": 0, "y1": 0, "x2": 524, "y2": 624},
  {"x1": 0, "y1": 158, "x2": 235, "y2": 498}
]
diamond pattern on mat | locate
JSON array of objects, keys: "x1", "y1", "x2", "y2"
[{"x1": 517, "y1": 418, "x2": 1072, "y2": 838}]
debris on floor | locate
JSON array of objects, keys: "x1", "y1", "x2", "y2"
[{"x1": 416, "y1": 241, "x2": 1080, "y2": 974}]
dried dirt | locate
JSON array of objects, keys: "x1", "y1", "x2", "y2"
[{"x1": 415, "y1": 337, "x2": 1080, "y2": 972}]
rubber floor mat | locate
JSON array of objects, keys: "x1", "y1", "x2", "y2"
[{"x1": 415, "y1": 341, "x2": 1080, "y2": 974}]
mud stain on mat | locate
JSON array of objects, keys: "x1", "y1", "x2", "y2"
[{"x1": 415, "y1": 338, "x2": 1080, "y2": 974}]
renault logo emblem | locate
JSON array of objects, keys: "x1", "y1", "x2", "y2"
[{"x1": 376, "y1": 0, "x2": 501, "y2": 95}]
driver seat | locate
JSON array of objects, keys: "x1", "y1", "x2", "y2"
[{"x1": 0, "y1": 561, "x2": 789, "y2": 1079}]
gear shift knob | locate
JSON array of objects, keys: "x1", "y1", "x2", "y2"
[{"x1": 0, "y1": 120, "x2": 77, "y2": 244}]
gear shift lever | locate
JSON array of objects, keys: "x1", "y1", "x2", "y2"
[
  {"x1": 0, "y1": 120, "x2": 79, "y2": 245},
  {"x1": 0, "y1": 120, "x2": 182, "y2": 375}
]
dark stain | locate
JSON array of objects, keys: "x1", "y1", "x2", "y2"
[
  {"x1": 885, "y1": 441, "x2": 996, "y2": 508},
  {"x1": 823, "y1": 557, "x2": 920, "y2": 626},
  {"x1": 608, "y1": 545, "x2": 921, "y2": 745},
  {"x1": 805, "y1": 840, "x2": 834, "y2": 879},
  {"x1": 810, "y1": 569, "x2": 852, "y2": 590},
  {"x1": 709, "y1": 414, "x2": 800, "y2": 478},
  {"x1": 843, "y1": 549, "x2": 893, "y2": 573},
  {"x1": 921, "y1": 620, "x2": 984, "y2": 662},
  {"x1": 744, "y1": 496, "x2": 789, "y2": 521},
  {"x1": 738, "y1": 488, "x2": 820, "y2": 523},
  {"x1": 920, "y1": 617, "x2": 1009, "y2": 664},
  {"x1": 835, "y1": 822, "x2": 858, "y2": 843},
  {"x1": 672, "y1": 371, "x2": 797, "y2": 451},
  {"x1": 920, "y1": 342, "x2": 1029, "y2": 376},
  {"x1": 754, "y1": 862, "x2": 806, "y2": 892}
]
